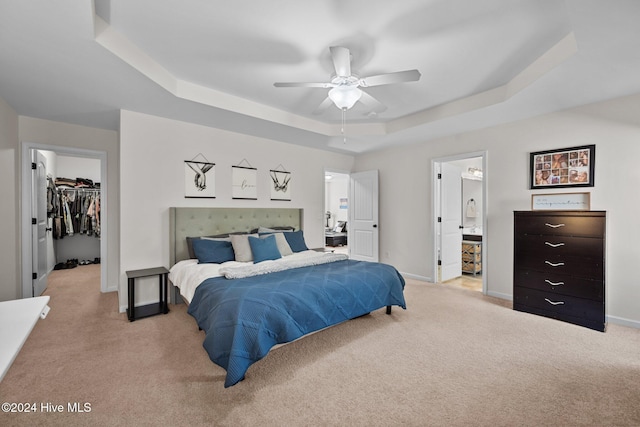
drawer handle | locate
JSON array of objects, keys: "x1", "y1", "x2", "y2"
[
  {"x1": 544, "y1": 242, "x2": 565, "y2": 248},
  {"x1": 545, "y1": 298, "x2": 565, "y2": 306},
  {"x1": 545, "y1": 261, "x2": 565, "y2": 267},
  {"x1": 545, "y1": 280, "x2": 564, "y2": 286},
  {"x1": 545, "y1": 223, "x2": 566, "y2": 228}
]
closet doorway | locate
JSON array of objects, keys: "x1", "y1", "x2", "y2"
[
  {"x1": 324, "y1": 170, "x2": 349, "y2": 255},
  {"x1": 432, "y1": 152, "x2": 486, "y2": 294},
  {"x1": 21, "y1": 143, "x2": 108, "y2": 298}
]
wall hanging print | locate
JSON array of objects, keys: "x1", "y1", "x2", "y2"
[
  {"x1": 270, "y1": 164, "x2": 291, "y2": 201},
  {"x1": 232, "y1": 159, "x2": 257, "y2": 200},
  {"x1": 531, "y1": 192, "x2": 591, "y2": 211},
  {"x1": 184, "y1": 154, "x2": 215, "y2": 198},
  {"x1": 530, "y1": 144, "x2": 595, "y2": 189}
]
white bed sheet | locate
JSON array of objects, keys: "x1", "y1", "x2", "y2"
[
  {"x1": 169, "y1": 259, "x2": 225, "y2": 304},
  {"x1": 169, "y1": 250, "x2": 330, "y2": 304}
]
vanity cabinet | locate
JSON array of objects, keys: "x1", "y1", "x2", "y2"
[{"x1": 513, "y1": 211, "x2": 606, "y2": 332}]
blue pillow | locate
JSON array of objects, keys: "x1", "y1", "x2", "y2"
[
  {"x1": 283, "y1": 230, "x2": 308, "y2": 252},
  {"x1": 191, "y1": 239, "x2": 235, "y2": 264},
  {"x1": 248, "y1": 234, "x2": 282, "y2": 263}
]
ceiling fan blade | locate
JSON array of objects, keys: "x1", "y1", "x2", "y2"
[
  {"x1": 274, "y1": 82, "x2": 333, "y2": 88},
  {"x1": 358, "y1": 90, "x2": 387, "y2": 113},
  {"x1": 313, "y1": 97, "x2": 334, "y2": 115},
  {"x1": 359, "y1": 69, "x2": 421, "y2": 87},
  {"x1": 330, "y1": 46, "x2": 351, "y2": 77}
]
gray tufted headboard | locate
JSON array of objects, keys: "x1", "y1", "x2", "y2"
[{"x1": 169, "y1": 207, "x2": 303, "y2": 266}]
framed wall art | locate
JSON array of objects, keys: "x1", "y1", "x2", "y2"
[
  {"x1": 531, "y1": 192, "x2": 591, "y2": 210},
  {"x1": 530, "y1": 144, "x2": 595, "y2": 189},
  {"x1": 184, "y1": 154, "x2": 215, "y2": 198},
  {"x1": 232, "y1": 160, "x2": 257, "y2": 200},
  {"x1": 269, "y1": 164, "x2": 291, "y2": 201}
]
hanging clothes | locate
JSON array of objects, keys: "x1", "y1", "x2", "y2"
[
  {"x1": 51, "y1": 178, "x2": 101, "y2": 239},
  {"x1": 46, "y1": 176, "x2": 58, "y2": 217},
  {"x1": 62, "y1": 190, "x2": 74, "y2": 236}
]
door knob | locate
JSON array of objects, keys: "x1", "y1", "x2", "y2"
[{"x1": 373, "y1": 224, "x2": 378, "y2": 228}]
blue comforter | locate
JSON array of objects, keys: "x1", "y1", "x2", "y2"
[{"x1": 187, "y1": 259, "x2": 406, "y2": 387}]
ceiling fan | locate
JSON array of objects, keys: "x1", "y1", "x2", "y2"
[{"x1": 274, "y1": 46, "x2": 421, "y2": 115}]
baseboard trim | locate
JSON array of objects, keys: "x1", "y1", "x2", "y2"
[
  {"x1": 400, "y1": 272, "x2": 432, "y2": 283},
  {"x1": 487, "y1": 290, "x2": 512, "y2": 301},
  {"x1": 606, "y1": 315, "x2": 640, "y2": 329}
]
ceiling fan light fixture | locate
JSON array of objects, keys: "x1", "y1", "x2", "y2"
[{"x1": 328, "y1": 86, "x2": 362, "y2": 110}]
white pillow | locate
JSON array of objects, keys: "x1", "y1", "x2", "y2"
[
  {"x1": 230, "y1": 234, "x2": 258, "y2": 262},
  {"x1": 271, "y1": 232, "x2": 293, "y2": 257}
]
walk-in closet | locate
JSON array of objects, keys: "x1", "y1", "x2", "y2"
[{"x1": 40, "y1": 151, "x2": 102, "y2": 273}]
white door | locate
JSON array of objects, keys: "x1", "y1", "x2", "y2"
[
  {"x1": 349, "y1": 170, "x2": 379, "y2": 262},
  {"x1": 32, "y1": 150, "x2": 48, "y2": 297},
  {"x1": 440, "y1": 163, "x2": 462, "y2": 281}
]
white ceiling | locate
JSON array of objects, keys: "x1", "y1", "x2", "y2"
[{"x1": 1, "y1": 0, "x2": 640, "y2": 154}]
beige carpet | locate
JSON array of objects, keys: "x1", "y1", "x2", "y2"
[{"x1": 1, "y1": 264, "x2": 639, "y2": 426}]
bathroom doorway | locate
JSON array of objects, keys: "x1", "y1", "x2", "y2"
[
  {"x1": 433, "y1": 152, "x2": 486, "y2": 293},
  {"x1": 324, "y1": 170, "x2": 349, "y2": 255}
]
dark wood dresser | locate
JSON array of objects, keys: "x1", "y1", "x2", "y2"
[{"x1": 513, "y1": 210, "x2": 606, "y2": 332}]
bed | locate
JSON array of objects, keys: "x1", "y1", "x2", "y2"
[{"x1": 168, "y1": 208, "x2": 406, "y2": 388}]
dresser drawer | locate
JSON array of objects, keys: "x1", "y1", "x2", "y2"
[
  {"x1": 514, "y1": 301, "x2": 606, "y2": 331},
  {"x1": 515, "y1": 234, "x2": 604, "y2": 259},
  {"x1": 513, "y1": 286, "x2": 604, "y2": 323},
  {"x1": 514, "y1": 212, "x2": 605, "y2": 238},
  {"x1": 514, "y1": 269, "x2": 603, "y2": 301},
  {"x1": 516, "y1": 251, "x2": 604, "y2": 279}
]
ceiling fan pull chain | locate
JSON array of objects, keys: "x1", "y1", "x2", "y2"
[{"x1": 342, "y1": 107, "x2": 347, "y2": 143}]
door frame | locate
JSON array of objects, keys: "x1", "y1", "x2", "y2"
[
  {"x1": 432, "y1": 150, "x2": 487, "y2": 294},
  {"x1": 323, "y1": 168, "x2": 350, "y2": 249},
  {"x1": 21, "y1": 142, "x2": 109, "y2": 298}
]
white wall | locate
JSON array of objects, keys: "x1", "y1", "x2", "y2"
[
  {"x1": 119, "y1": 110, "x2": 355, "y2": 311},
  {"x1": 57, "y1": 155, "x2": 101, "y2": 183},
  {"x1": 354, "y1": 93, "x2": 640, "y2": 328},
  {"x1": 0, "y1": 95, "x2": 19, "y2": 301}
]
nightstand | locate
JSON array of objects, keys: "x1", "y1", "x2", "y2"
[{"x1": 126, "y1": 267, "x2": 169, "y2": 322}]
